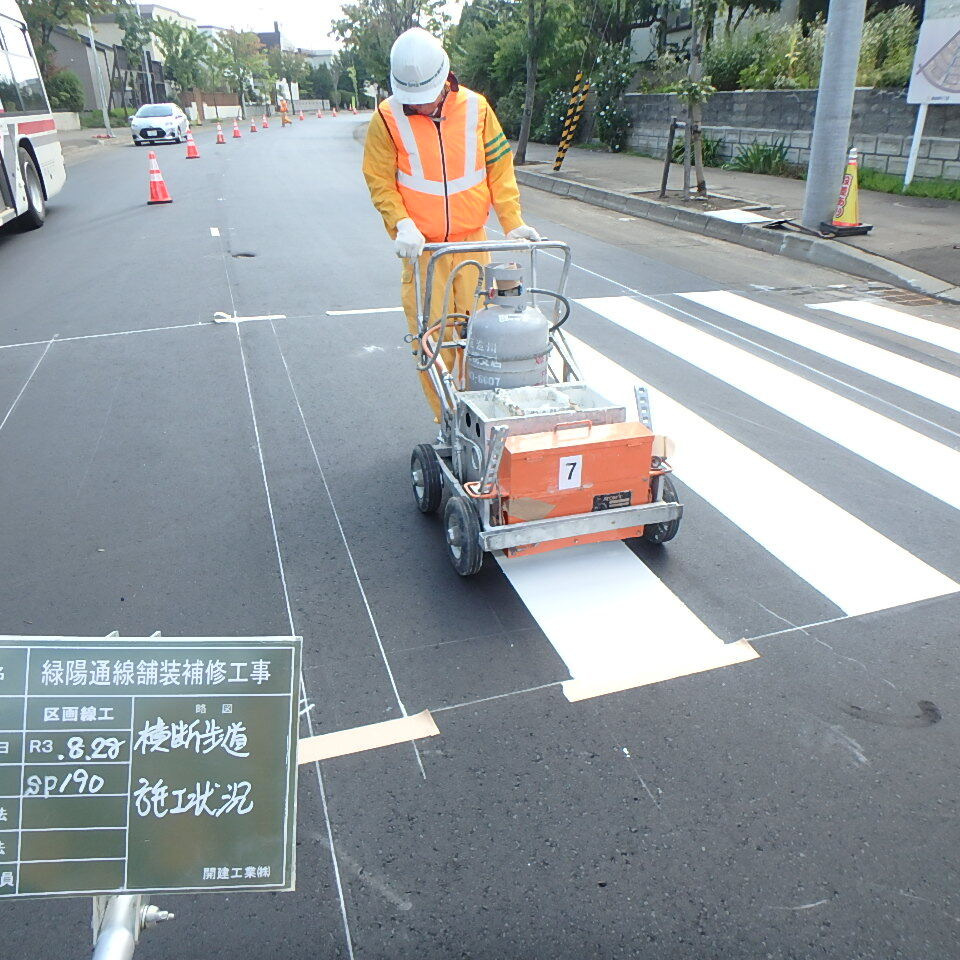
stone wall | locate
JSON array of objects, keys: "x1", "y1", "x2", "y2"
[{"x1": 624, "y1": 88, "x2": 960, "y2": 180}]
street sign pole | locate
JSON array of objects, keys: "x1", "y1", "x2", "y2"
[{"x1": 801, "y1": 0, "x2": 867, "y2": 231}]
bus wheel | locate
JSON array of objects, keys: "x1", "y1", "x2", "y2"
[{"x1": 17, "y1": 147, "x2": 45, "y2": 230}]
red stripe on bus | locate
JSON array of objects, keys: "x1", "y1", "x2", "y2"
[{"x1": 17, "y1": 118, "x2": 56, "y2": 135}]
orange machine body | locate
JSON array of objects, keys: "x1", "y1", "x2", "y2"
[{"x1": 499, "y1": 421, "x2": 654, "y2": 556}]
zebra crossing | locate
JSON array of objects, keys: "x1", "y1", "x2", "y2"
[{"x1": 494, "y1": 291, "x2": 960, "y2": 700}]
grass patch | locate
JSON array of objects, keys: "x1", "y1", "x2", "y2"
[
  {"x1": 858, "y1": 167, "x2": 960, "y2": 201},
  {"x1": 79, "y1": 109, "x2": 131, "y2": 129}
]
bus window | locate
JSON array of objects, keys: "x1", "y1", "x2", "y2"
[
  {"x1": 0, "y1": 48, "x2": 20, "y2": 112},
  {"x1": 0, "y1": 17, "x2": 46, "y2": 111}
]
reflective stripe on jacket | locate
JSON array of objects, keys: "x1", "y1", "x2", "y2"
[{"x1": 377, "y1": 88, "x2": 493, "y2": 242}]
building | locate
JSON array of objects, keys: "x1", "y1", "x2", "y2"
[
  {"x1": 297, "y1": 48, "x2": 335, "y2": 69},
  {"x1": 256, "y1": 20, "x2": 293, "y2": 52}
]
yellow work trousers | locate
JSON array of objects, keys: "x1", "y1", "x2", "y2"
[{"x1": 400, "y1": 226, "x2": 489, "y2": 421}]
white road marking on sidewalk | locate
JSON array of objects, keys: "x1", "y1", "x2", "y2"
[
  {"x1": 808, "y1": 299, "x2": 960, "y2": 358},
  {"x1": 496, "y1": 543, "x2": 757, "y2": 702},
  {"x1": 325, "y1": 306, "x2": 404, "y2": 316},
  {"x1": 210, "y1": 226, "x2": 220, "y2": 237},
  {"x1": 682, "y1": 290, "x2": 960, "y2": 414},
  {"x1": 297, "y1": 711, "x2": 439, "y2": 763},
  {"x1": 577, "y1": 296, "x2": 960, "y2": 512},
  {"x1": 0, "y1": 336, "x2": 56, "y2": 434},
  {"x1": 565, "y1": 333, "x2": 959, "y2": 616}
]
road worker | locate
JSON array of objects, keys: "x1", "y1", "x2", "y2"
[{"x1": 363, "y1": 27, "x2": 540, "y2": 421}]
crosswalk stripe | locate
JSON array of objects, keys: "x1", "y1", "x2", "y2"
[
  {"x1": 681, "y1": 291, "x2": 960, "y2": 415},
  {"x1": 577, "y1": 296, "x2": 960, "y2": 512},
  {"x1": 565, "y1": 334, "x2": 958, "y2": 616},
  {"x1": 808, "y1": 300, "x2": 960, "y2": 358},
  {"x1": 496, "y1": 543, "x2": 757, "y2": 702}
]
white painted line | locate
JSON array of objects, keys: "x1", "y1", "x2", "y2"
[
  {"x1": 210, "y1": 226, "x2": 220, "y2": 237},
  {"x1": 577, "y1": 296, "x2": 960, "y2": 512},
  {"x1": 496, "y1": 542, "x2": 757, "y2": 700},
  {"x1": 325, "y1": 307, "x2": 404, "y2": 316},
  {"x1": 567, "y1": 333, "x2": 959, "y2": 616},
  {"x1": 682, "y1": 290, "x2": 960, "y2": 414},
  {"x1": 297, "y1": 711, "x2": 439, "y2": 763},
  {"x1": 0, "y1": 322, "x2": 206, "y2": 352},
  {"x1": 212, "y1": 312, "x2": 286, "y2": 324},
  {"x1": 702, "y1": 209, "x2": 776, "y2": 224},
  {"x1": 808, "y1": 299, "x2": 960, "y2": 359},
  {"x1": 0, "y1": 336, "x2": 56, "y2": 434}
]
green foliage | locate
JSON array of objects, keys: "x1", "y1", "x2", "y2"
[
  {"x1": 149, "y1": 20, "x2": 212, "y2": 94},
  {"x1": 634, "y1": 52, "x2": 687, "y2": 93},
  {"x1": 267, "y1": 49, "x2": 308, "y2": 85},
  {"x1": 858, "y1": 167, "x2": 960, "y2": 201},
  {"x1": 701, "y1": 30, "x2": 762, "y2": 91},
  {"x1": 301, "y1": 63, "x2": 333, "y2": 100},
  {"x1": 724, "y1": 138, "x2": 791, "y2": 174},
  {"x1": 672, "y1": 133, "x2": 725, "y2": 166},
  {"x1": 116, "y1": 4, "x2": 150, "y2": 67},
  {"x1": 593, "y1": 41, "x2": 635, "y2": 152},
  {"x1": 668, "y1": 76, "x2": 716, "y2": 105},
  {"x1": 733, "y1": 6, "x2": 918, "y2": 91},
  {"x1": 532, "y1": 87, "x2": 570, "y2": 143},
  {"x1": 46, "y1": 69, "x2": 84, "y2": 111},
  {"x1": 494, "y1": 85, "x2": 526, "y2": 139},
  {"x1": 213, "y1": 31, "x2": 269, "y2": 101},
  {"x1": 79, "y1": 107, "x2": 129, "y2": 128}
]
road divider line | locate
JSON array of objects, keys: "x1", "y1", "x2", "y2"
[
  {"x1": 298, "y1": 711, "x2": 439, "y2": 763},
  {"x1": 808, "y1": 300, "x2": 960, "y2": 358},
  {"x1": 496, "y1": 542, "x2": 757, "y2": 701},
  {"x1": 681, "y1": 290, "x2": 960, "y2": 414},
  {"x1": 565, "y1": 333, "x2": 959, "y2": 616},
  {"x1": 577, "y1": 296, "x2": 960, "y2": 512}
]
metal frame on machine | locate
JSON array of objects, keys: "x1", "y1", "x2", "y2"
[{"x1": 412, "y1": 240, "x2": 683, "y2": 557}]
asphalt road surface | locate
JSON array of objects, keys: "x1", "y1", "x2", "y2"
[{"x1": 2, "y1": 115, "x2": 960, "y2": 959}]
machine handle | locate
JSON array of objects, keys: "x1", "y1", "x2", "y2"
[{"x1": 553, "y1": 419, "x2": 593, "y2": 434}]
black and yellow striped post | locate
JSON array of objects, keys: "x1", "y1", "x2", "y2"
[{"x1": 553, "y1": 74, "x2": 591, "y2": 172}]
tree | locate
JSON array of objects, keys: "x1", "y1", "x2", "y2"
[
  {"x1": 116, "y1": 3, "x2": 149, "y2": 66},
  {"x1": 149, "y1": 19, "x2": 211, "y2": 96},
  {"x1": 213, "y1": 30, "x2": 268, "y2": 113},
  {"x1": 267, "y1": 48, "x2": 308, "y2": 98},
  {"x1": 515, "y1": 0, "x2": 548, "y2": 164},
  {"x1": 21, "y1": 0, "x2": 115, "y2": 77},
  {"x1": 302, "y1": 62, "x2": 333, "y2": 100}
]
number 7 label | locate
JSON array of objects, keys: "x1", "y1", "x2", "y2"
[{"x1": 558, "y1": 455, "x2": 582, "y2": 490}]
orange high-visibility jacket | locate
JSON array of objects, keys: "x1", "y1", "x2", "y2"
[{"x1": 363, "y1": 85, "x2": 523, "y2": 243}]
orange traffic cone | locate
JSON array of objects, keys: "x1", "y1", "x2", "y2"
[
  {"x1": 822, "y1": 147, "x2": 872, "y2": 237},
  {"x1": 250, "y1": 117, "x2": 257, "y2": 133},
  {"x1": 332, "y1": 107, "x2": 338, "y2": 117},
  {"x1": 352, "y1": 105, "x2": 357, "y2": 115},
  {"x1": 262, "y1": 115, "x2": 269, "y2": 128},
  {"x1": 317, "y1": 108, "x2": 323, "y2": 119},
  {"x1": 147, "y1": 151, "x2": 172, "y2": 205},
  {"x1": 298, "y1": 109, "x2": 304, "y2": 121},
  {"x1": 185, "y1": 128, "x2": 200, "y2": 159},
  {"x1": 216, "y1": 122, "x2": 225, "y2": 144},
  {"x1": 232, "y1": 118, "x2": 241, "y2": 138}
]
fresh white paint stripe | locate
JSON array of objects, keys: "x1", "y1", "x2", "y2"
[
  {"x1": 496, "y1": 542, "x2": 755, "y2": 700},
  {"x1": 681, "y1": 290, "x2": 960, "y2": 414},
  {"x1": 808, "y1": 299, "x2": 960, "y2": 358},
  {"x1": 577, "y1": 296, "x2": 960, "y2": 512},
  {"x1": 565, "y1": 333, "x2": 959, "y2": 616},
  {"x1": 325, "y1": 307, "x2": 404, "y2": 316},
  {"x1": 210, "y1": 226, "x2": 220, "y2": 237}
]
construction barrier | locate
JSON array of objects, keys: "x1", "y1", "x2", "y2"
[{"x1": 553, "y1": 72, "x2": 590, "y2": 173}]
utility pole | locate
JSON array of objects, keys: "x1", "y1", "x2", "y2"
[
  {"x1": 85, "y1": 14, "x2": 114, "y2": 136},
  {"x1": 800, "y1": 0, "x2": 867, "y2": 231}
]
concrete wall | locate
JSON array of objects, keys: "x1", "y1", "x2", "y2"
[
  {"x1": 53, "y1": 111, "x2": 81, "y2": 132},
  {"x1": 625, "y1": 88, "x2": 960, "y2": 180}
]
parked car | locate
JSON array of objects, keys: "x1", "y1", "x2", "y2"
[{"x1": 130, "y1": 103, "x2": 189, "y2": 145}]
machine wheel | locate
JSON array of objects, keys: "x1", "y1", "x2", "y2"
[
  {"x1": 443, "y1": 496, "x2": 483, "y2": 576},
  {"x1": 643, "y1": 475, "x2": 681, "y2": 544},
  {"x1": 17, "y1": 148, "x2": 45, "y2": 230},
  {"x1": 411, "y1": 444, "x2": 443, "y2": 514}
]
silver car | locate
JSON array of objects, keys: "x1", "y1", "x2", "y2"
[{"x1": 130, "y1": 103, "x2": 189, "y2": 145}]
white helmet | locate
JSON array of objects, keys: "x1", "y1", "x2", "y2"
[{"x1": 390, "y1": 28, "x2": 450, "y2": 105}]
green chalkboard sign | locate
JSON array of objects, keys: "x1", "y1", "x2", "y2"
[{"x1": 0, "y1": 636, "x2": 301, "y2": 898}]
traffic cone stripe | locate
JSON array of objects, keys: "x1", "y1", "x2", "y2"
[
  {"x1": 216, "y1": 122, "x2": 226, "y2": 144},
  {"x1": 233, "y1": 118, "x2": 242, "y2": 138},
  {"x1": 185, "y1": 128, "x2": 200, "y2": 159},
  {"x1": 147, "y1": 151, "x2": 172, "y2": 205}
]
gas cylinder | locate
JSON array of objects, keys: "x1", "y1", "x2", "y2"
[{"x1": 465, "y1": 262, "x2": 551, "y2": 390}]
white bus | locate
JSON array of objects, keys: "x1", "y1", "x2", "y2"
[{"x1": 0, "y1": 0, "x2": 66, "y2": 229}]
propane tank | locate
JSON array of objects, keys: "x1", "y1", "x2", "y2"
[{"x1": 464, "y1": 262, "x2": 551, "y2": 390}]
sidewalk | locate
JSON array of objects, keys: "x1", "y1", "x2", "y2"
[
  {"x1": 517, "y1": 141, "x2": 960, "y2": 299},
  {"x1": 58, "y1": 127, "x2": 129, "y2": 166}
]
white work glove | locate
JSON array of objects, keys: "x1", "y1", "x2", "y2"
[
  {"x1": 394, "y1": 218, "x2": 425, "y2": 259},
  {"x1": 507, "y1": 224, "x2": 541, "y2": 241}
]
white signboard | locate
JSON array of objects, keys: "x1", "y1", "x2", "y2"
[{"x1": 908, "y1": 15, "x2": 960, "y2": 103}]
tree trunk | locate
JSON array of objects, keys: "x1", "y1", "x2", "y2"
[
  {"x1": 689, "y1": 0, "x2": 708, "y2": 197},
  {"x1": 515, "y1": 48, "x2": 538, "y2": 165}
]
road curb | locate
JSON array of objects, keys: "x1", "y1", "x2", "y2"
[{"x1": 516, "y1": 167, "x2": 960, "y2": 304}]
